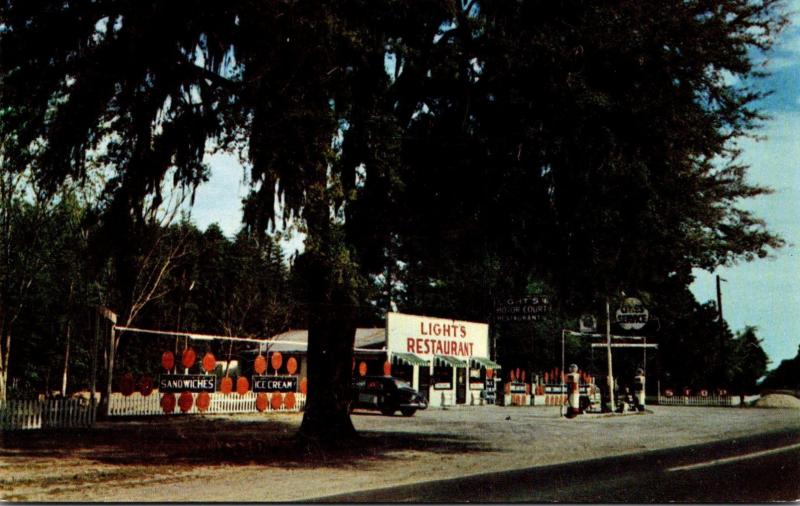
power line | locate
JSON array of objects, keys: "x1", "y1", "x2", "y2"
[{"x1": 113, "y1": 325, "x2": 385, "y2": 352}]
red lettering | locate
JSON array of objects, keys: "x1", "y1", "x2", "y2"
[
  {"x1": 468, "y1": 343, "x2": 474, "y2": 355},
  {"x1": 460, "y1": 326, "x2": 466, "y2": 338},
  {"x1": 433, "y1": 323, "x2": 441, "y2": 336},
  {"x1": 407, "y1": 337, "x2": 415, "y2": 353},
  {"x1": 420, "y1": 322, "x2": 428, "y2": 335},
  {"x1": 416, "y1": 338, "x2": 423, "y2": 353},
  {"x1": 443, "y1": 325, "x2": 451, "y2": 337}
]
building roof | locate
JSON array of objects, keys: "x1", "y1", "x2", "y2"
[{"x1": 245, "y1": 328, "x2": 386, "y2": 354}]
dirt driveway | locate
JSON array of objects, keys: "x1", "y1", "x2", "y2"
[{"x1": 2, "y1": 405, "x2": 798, "y2": 501}]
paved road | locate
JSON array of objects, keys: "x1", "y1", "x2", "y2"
[{"x1": 311, "y1": 428, "x2": 800, "y2": 502}]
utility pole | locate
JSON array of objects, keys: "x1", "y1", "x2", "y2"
[
  {"x1": 98, "y1": 306, "x2": 117, "y2": 418},
  {"x1": 715, "y1": 275, "x2": 727, "y2": 389},
  {"x1": 606, "y1": 298, "x2": 615, "y2": 412}
]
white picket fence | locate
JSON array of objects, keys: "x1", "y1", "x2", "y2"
[
  {"x1": 108, "y1": 391, "x2": 306, "y2": 416},
  {"x1": 657, "y1": 394, "x2": 736, "y2": 407},
  {"x1": 0, "y1": 398, "x2": 97, "y2": 431}
]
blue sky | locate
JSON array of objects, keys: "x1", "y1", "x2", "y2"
[
  {"x1": 691, "y1": 0, "x2": 800, "y2": 367},
  {"x1": 189, "y1": 5, "x2": 800, "y2": 367}
]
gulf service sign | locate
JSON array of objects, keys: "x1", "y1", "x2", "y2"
[{"x1": 386, "y1": 312, "x2": 488, "y2": 360}]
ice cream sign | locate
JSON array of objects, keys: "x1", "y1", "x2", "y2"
[{"x1": 386, "y1": 312, "x2": 489, "y2": 360}]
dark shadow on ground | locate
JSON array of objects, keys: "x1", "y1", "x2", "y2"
[
  {"x1": 311, "y1": 427, "x2": 800, "y2": 503},
  {"x1": 0, "y1": 415, "x2": 494, "y2": 470}
]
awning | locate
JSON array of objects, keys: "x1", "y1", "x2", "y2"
[
  {"x1": 391, "y1": 352, "x2": 430, "y2": 367},
  {"x1": 470, "y1": 357, "x2": 502, "y2": 370},
  {"x1": 434, "y1": 355, "x2": 467, "y2": 368}
]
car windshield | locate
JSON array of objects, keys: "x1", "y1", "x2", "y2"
[{"x1": 394, "y1": 379, "x2": 411, "y2": 389}]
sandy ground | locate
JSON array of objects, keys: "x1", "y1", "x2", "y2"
[{"x1": 1, "y1": 404, "x2": 799, "y2": 502}]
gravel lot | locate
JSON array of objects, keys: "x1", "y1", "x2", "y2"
[{"x1": 1, "y1": 405, "x2": 798, "y2": 502}]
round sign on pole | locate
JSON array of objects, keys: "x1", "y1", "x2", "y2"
[
  {"x1": 138, "y1": 375, "x2": 154, "y2": 396},
  {"x1": 160, "y1": 393, "x2": 176, "y2": 413},
  {"x1": 201, "y1": 352, "x2": 216, "y2": 373},
  {"x1": 119, "y1": 373, "x2": 135, "y2": 397},
  {"x1": 236, "y1": 376, "x2": 250, "y2": 396},
  {"x1": 220, "y1": 376, "x2": 233, "y2": 395},
  {"x1": 284, "y1": 392, "x2": 296, "y2": 410},
  {"x1": 161, "y1": 351, "x2": 174, "y2": 371},
  {"x1": 178, "y1": 391, "x2": 194, "y2": 413},
  {"x1": 256, "y1": 393, "x2": 268, "y2": 412},
  {"x1": 254, "y1": 355, "x2": 267, "y2": 375},
  {"x1": 271, "y1": 352, "x2": 283, "y2": 372},
  {"x1": 616, "y1": 297, "x2": 649, "y2": 330},
  {"x1": 196, "y1": 392, "x2": 211, "y2": 412},
  {"x1": 287, "y1": 357, "x2": 298, "y2": 375},
  {"x1": 182, "y1": 348, "x2": 197, "y2": 369}
]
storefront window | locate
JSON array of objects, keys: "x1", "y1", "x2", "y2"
[
  {"x1": 391, "y1": 363, "x2": 413, "y2": 383},
  {"x1": 433, "y1": 366, "x2": 453, "y2": 390},
  {"x1": 469, "y1": 368, "x2": 484, "y2": 390}
]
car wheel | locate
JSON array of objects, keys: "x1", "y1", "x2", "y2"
[
  {"x1": 380, "y1": 406, "x2": 395, "y2": 416},
  {"x1": 400, "y1": 408, "x2": 416, "y2": 417}
]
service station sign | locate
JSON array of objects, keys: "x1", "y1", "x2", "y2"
[
  {"x1": 615, "y1": 297, "x2": 649, "y2": 330},
  {"x1": 386, "y1": 312, "x2": 489, "y2": 361}
]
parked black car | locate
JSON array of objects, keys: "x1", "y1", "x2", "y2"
[{"x1": 351, "y1": 376, "x2": 428, "y2": 416}]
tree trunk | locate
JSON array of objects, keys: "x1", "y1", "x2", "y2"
[
  {"x1": 298, "y1": 199, "x2": 359, "y2": 443},
  {"x1": 298, "y1": 278, "x2": 358, "y2": 442},
  {"x1": 61, "y1": 321, "x2": 71, "y2": 397},
  {"x1": 0, "y1": 328, "x2": 10, "y2": 402}
]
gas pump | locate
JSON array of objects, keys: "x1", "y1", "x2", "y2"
[
  {"x1": 566, "y1": 364, "x2": 581, "y2": 418},
  {"x1": 633, "y1": 368, "x2": 646, "y2": 411}
]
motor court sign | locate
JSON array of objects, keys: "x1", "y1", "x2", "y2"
[
  {"x1": 615, "y1": 297, "x2": 649, "y2": 330},
  {"x1": 494, "y1": 295, "x2": 551, "y2": 322},
  {"x1": 386, "y1": 312, "x2": 488, "y2": 361}
]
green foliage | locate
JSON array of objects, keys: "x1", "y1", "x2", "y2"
[
  {"x1": 760, "y1": 344, "x2": 800, "y2": 391},
  {"x1": 0, "y1": 0, "x2": 789, "y2": 427},
  {"x1": 729, "y1": 326, "x2": 769, "y2": 393}
]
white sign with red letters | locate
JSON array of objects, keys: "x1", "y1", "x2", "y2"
[{"x1": 386, "y1": 312, "x2": 489, "y2": 361}]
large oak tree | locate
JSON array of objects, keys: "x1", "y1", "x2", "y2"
[{"x1": 0, "y1": 0, "x2": 785, "y2": 437}]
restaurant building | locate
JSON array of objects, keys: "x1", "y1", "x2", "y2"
[{"x1": 241, "y1": 312, "x2": 501, "y2": 408}]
